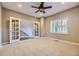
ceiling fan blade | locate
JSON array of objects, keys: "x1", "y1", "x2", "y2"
[
  {"x1": 35, "y1": 10, "x2": 40, "y2": 13},
  {"x1": 31, "y1": 6, "x2": 38, "y2": 8},
  {"x1": 44, "y1": 6, "x2": 52, "y2": 9}
]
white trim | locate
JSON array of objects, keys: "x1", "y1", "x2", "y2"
[
  {"x1": 2, "y1": 42, "x2": 9, "y2": 45},
  {"x1": 0, "y1": 43, "x2": 2, "y2": 47},
  {"x1": 10, "y1": 16, "x2": 20, "y2": 44},
  {"x1": 57, "y1": 39, "x2": 79, "y2": 46},
  {"x1": 50, "y1": 32, "x2": 68, "y2": 34},
  {"x1": 0, "y1": 0, "x2": 79, "y2": 2},
  {"x1": 20, "y1": 36, "x2": 28, "y2": 38}
]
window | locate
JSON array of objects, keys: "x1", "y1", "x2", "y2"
[{"x1": 50, "y1": 17, "x2": 68, "y2": 34}]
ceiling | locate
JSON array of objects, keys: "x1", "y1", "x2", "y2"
[{"x1": 1, "y1": 2, "x2": 79, "y2": 18}]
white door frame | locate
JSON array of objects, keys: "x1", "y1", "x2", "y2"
[{"x1": 10, "y1": 17, "x2": 20, "y2": 43}]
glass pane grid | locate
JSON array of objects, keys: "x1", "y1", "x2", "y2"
[
  {"x1": 11, "y1": 19, "x2": 19, "y2": 40},
  {"x1": 51, "y1": 17, "x2": 68, "y2": 34}
]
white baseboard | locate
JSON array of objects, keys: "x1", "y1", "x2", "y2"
[
  {"x1": 0, "y1": 42, "x2": 9, "y2": 48},
  {"x1": 59, "y1": 40, "x2": 79, "y2": 46},
  {"x1": 48, "y1": 37, "x2": 79, "y2": 46},
  {"x1": 2, "y1": 42, "x2": 9, "y2": 45},
  {"x1": 0, "y1": 43, "x2": 2, "y2": 48}
]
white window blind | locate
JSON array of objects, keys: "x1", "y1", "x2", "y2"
[{"x1": 50, "y1": 17, "x2": 68, "y2": 34}]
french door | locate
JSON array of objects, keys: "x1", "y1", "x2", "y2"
[
  {"x1": 9, "y1": 17, "x2": 20, "y2": 43},
  {"x1": 33, "y1": 21, "x2": 40, "y2": 38}
]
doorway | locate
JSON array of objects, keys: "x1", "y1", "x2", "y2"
[
  {"x1": 33, "y1": 21, "x2": 40, "y2": 38},
  {"x1": 9, "y1": 17, "x2": 20, "y2": 43}
]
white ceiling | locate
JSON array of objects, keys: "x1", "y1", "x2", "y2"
[{"x1": 1, "y1": 2, "x2": 79, "y2": 18}]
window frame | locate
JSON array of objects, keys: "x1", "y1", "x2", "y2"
[{"x1": 50, "y1": 17, "x2": 68, "y2": 34}]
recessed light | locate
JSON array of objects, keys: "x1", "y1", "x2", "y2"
[
  {"x1": 39, "y1": 13, "x2": 44, "y2": 17},
  {"x1": 62, "y1": 2, "x2": 65, "y2": 4},
  {"x1": 40, "y1": 13, "x2": 42, "y2": 16},
  {"x1": 18, "y1": 4, "x2": 22, "y2": 8}
]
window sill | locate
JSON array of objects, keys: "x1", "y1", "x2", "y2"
[{"x1": 50, "y1": 32, "x2": 68, "y2": 34}]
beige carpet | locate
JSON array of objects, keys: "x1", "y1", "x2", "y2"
[{"x1": 0, "y1": 37, "x2": 79, "y2": 56}]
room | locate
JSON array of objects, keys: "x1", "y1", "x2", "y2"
[{"x1": 0, "y1": 2, "x2": 79, "y2": 56}]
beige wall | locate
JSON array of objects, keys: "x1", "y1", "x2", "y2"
[
  {"x1": 2, "y1": 5, "x2": 79, "y2": 44},
  {"x1": 2, "y1": 8, "x2": 36, "y2": 43},
  {"x1": 40, "y1": 17, "x2": 45, "y2": 37},
  {"x1": 45, "y1": 6, "x2": 79, "y2": 43},
  {"x1": 0, "y1": 4, "x2": 2, "y2": 46}
]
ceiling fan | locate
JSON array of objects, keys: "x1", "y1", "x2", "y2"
[{"x1": 31, "y1": 2, "x2": 52, "y2": 13}]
